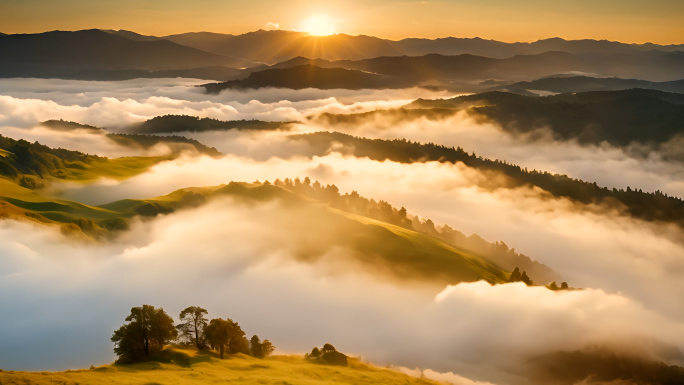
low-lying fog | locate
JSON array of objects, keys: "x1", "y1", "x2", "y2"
[
  {"x1": 1, "y1": 78, "x2": 682, "y2": 197},
  {"x1": 1, "y1": 199, "x2": 683, "y2": 384},
  {"x1": 1, "y1": 78, "x2": 684, "y2": 385}
]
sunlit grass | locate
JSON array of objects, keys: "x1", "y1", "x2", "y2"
[
  {"x1": 58, "y1": 155, "x2": 173, "y2": 182},
  {"x1": 0, "y1": 347, "x2": 439, "y2": 385}
]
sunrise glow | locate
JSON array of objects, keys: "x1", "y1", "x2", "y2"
[{"x1": 300, "y1": 15, "x2": 336, "y2": 36}]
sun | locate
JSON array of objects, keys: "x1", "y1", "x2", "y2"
[{"x1": 300, "y1": 15, "x2": 336, "y2": 36}]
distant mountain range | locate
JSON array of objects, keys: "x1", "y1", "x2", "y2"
[
  {"x1": 1, "y1": 29, "x2": 683, "y2": 84},
  {"x1": 105, "y1": 29, "x2": 684, "y2": 62},
  {"x1": 203, "y1": 64, "x2": 407, "y2": 93},
  {"x1": 202, "y1": 53, "x2": 684, "y2": 92},
  {"x1": 0, "y1": 29, "x2": 249, "y2": 78},
  {"x1": 488, "y1": 76, "x2": 684, "y2": 95},
  {"x1": 407, "y1": 89, "x2": 684, "y2": 146},
  {"x1": 256, "y1": 52, "x2": 684, "y2": 83}
]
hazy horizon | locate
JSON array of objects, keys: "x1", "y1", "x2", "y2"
[
  {"x1": 5, "y1": 26, "x2": 684, "y2": 47},
  {"x1": 1, "y1": 0, "x2": 683, "y2": 45}
]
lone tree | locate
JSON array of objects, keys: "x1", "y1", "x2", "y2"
[
  {"x1": 204, "y1": 318, "x2": 249, "y2": 359},
  {"x1": 111, "y1": 305, "x2": 177, "y2": 362},
  {"x1": 177, "y1": 306, "x2": 208, "y2": 349}
]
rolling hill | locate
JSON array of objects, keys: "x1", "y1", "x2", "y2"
[
  {"x1": 0, "y1": 131, "x2": 558, "y2": 284},
  {"x1": 0, "y1": 133, "x2": 168, "y2": 190},
  {"x1": 0, "y1": 347, "x2": 440, "y2": 385},
  {"x1": 1, "y1": 178, "x2": 514, "y2": 285}
]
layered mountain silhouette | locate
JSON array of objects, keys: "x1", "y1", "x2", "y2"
[
  {"x1": 106, "y1": 29, "x2": 403, "y2": 63},
  {"x1": 202, "y1": 53, "x2": 684, "y2": 92},
  {"x1": 394, "y1": 36, "x2": 684, "y2": 58},
  {"x1": 0, "y1": 29, "x2": 249, "y2": 78},
  {"x1": 3, "y1": 29, "x2": 684, "y2": 84},
  {"x1": 407, "y1": 89, "x2": 684, "y2": 146},
  {"x1": 262, "y1": 52, "x2": 684, "y2": 83},
  {"x1": 104, "y1": 29, "x2": 684, "y2": 62},
  {"x1": 488, "y1": 76, "x2": 684, "y2": 95},
  {"x1": 203, "y1": 64, "x2": 406, "y2": 92}
]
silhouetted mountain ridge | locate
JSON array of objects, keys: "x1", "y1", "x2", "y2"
[
  {"x1": 101, "y1": 29, "x2": 684, "y2": 63},
  {"x1": 489, "y1": 76, "x2": 684, "y2": 95},
  {"x1": 290, "y1": 131, "x2": 684, "y2": 227},
  {"x1": 129, "y1": 115, "x2": 295, "y2": 133},
  {"x1": 203, "y1": 64, "x2": 404, "y2": 93},
  {"x1": 0, "y1": 29, "x2": 249, "y2": 78},
  {"x1": 408, "y1": 89, "x2": 684, "y2": 146}
]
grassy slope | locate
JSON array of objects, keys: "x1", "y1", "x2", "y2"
[
  {"x1": 54, "y1": 155, "x2": 172, "y2": 182},
  {"x1": 333, "y1": 209, "x2": 508, "y2": 284},
  {"x1": 0, "y1": 178, "x2": 510, "y2": 284},
  {"x1": 0, "y1": 347, "x2": 438, "y2": 385},
  {"x1": 212, "y1": 183, "x2": 510, "y2": 284}
]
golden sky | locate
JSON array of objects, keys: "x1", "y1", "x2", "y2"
[{"x1": 1, "y1": 0, "x2": 683, "y2": 44}]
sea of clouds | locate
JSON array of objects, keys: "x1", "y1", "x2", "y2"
[{"x1": 1, "y1": 78, "x2": 684, "y2": 385}]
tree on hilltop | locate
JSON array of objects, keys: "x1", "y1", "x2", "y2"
[
  {"x1": 204, "y1": 318, "x2": 249, "y2": 359},
  {"x1": 177, "y1": 306, "x2": 208, "y2": 349},
  {"x1": 111, "y1": 305, "x2": 177, "y2": 362}
]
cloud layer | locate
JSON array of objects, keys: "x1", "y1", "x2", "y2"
[
  {"x1": 1, "y1": 199, "x2": 683, "y2": 385},
  {"x1": 2, "y1": 78, "x2": 684, "y2": 385}
]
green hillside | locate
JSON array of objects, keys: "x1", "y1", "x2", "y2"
[
  {"x1": 0, "y1": 347, "x2": 438, "y2": 385},
  {"x1": 0, "y1": 177, "x2": 512, "y2": 285},
  {"x1": 0, "y1": 133, "x2": 170, "y2": 189}
]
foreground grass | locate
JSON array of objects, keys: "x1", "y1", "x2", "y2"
[{"x1": 0, "y1": 347, "x2": 439, "y2": 385}]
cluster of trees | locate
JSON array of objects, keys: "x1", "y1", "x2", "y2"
[
  {"x1": 508, "y1": 267, "x2": 572, "y2": 290},
  {"x1": 267, "y1": 176, "x2": 555, "y2": 283},
  {"x1": 131, "y1": 115, "x2": 292, "y2": 134},
  {"x1": 292, "y1": 131, "x2": 684, "y2": 227},
  {"x1": 304, "y1": 343, "x2": 348, "y2": 366},
  {"x1": 508, "y1": 267, "x2": 534, "y2": 286},
  {"x1": 111, "y1": 305, "x2": 274, "y2": 362}
]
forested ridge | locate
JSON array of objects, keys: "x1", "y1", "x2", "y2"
[{"x1": 292, "y1": 131, "x2": 684, "y2": 226}]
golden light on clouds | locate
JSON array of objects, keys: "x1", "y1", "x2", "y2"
[{"x1": 300, "y1": 15, "x2": 336, "y2": 36}]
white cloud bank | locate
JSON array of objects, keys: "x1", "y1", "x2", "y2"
[{"x1": 1, "y1": 199, "x2": 683, "y2": 385}]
